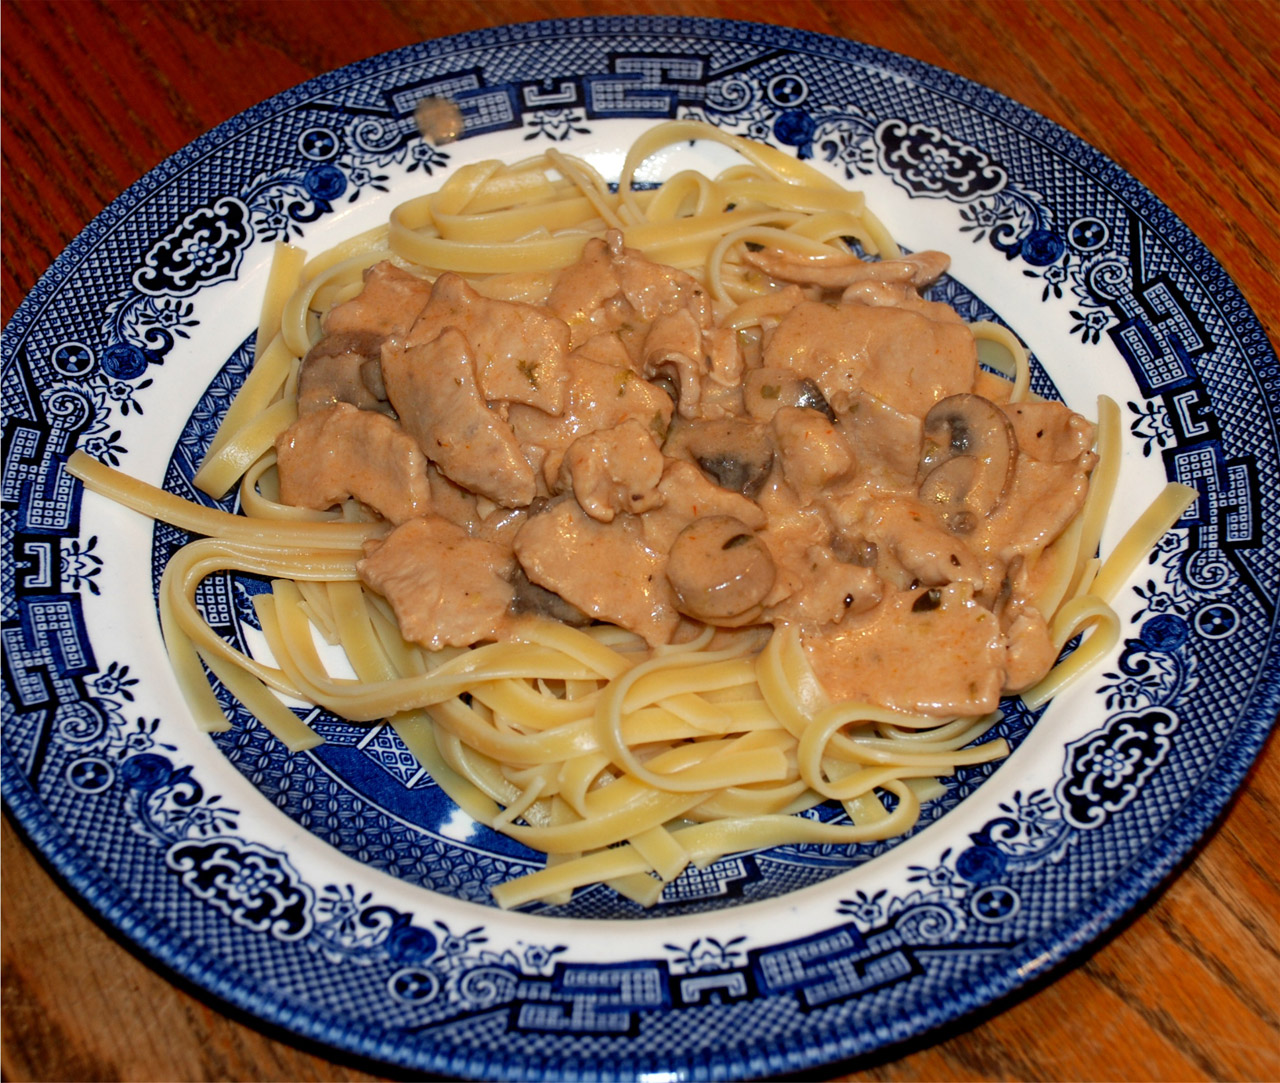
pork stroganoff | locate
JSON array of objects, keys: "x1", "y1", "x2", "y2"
[
  {"x1": 286, "y1": 234, "x2": 1091, "y2": 718},
  {"x1": 70, "y1": 121, "x2": 1193, "y2": 907}
]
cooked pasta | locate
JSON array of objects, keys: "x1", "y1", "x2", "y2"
[{"x1": 68, "y1": 119, "x2": 1195, "y2": 909}]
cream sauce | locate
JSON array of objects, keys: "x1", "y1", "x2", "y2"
[{"x1": 277, "y1": 230, "x2": 1096, "y2": 717}]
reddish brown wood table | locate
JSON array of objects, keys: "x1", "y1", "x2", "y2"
[{"x1": 3, "y1": 2, "x2": 1278, "y2": 1079}]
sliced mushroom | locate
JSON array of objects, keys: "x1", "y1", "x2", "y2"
[
  {"x1": 665, "y1": 417, "x2": 775, "y2": 498},
  {"x1": 360, "y1": 358, "x2": 387, "y2": 401},
  {"x1": 793, "y1": 378, "x2": 838, "y2": 420},
  {"x1": 510, "y1": 567, "x2": 592, "y2": 626},
  {"x1": 665, "y1": 515, "x2": 776, "y2": 625},
  {"x1": 695, "y1": 448, "x2": 772, "y2": 498},
  {"x1": 918, "y1": 393, "x2": 1017, "y2": 533},
  {"x1": 297, "y1": 331, "x2": 391, "y2": 416},
  {"x1": 831, "y1": 533, "x2": 878, "y2": 568},
  {"x1": 743, "y1": 368, "x2": 836, "y2": 422},
  {"x1": 649, "y1": 371, "x2": 680, "y2": 408}
]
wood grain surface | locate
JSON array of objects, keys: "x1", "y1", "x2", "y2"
[{"x1": 3, "y1": 2, "x2": 1278, "y2": 1080}]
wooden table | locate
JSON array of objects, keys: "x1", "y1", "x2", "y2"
[{"x1": 3, "y1": 1, "x2": 1278, "y2": 1079}]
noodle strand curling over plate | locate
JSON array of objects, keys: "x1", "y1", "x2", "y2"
[{"x1": 3, "y1": 17, "x2": 1277, "y2": 1081}]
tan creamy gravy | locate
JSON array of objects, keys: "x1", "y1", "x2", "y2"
[{"x1": 275, "y1": 231, "x2": 1096, "y2": 718}]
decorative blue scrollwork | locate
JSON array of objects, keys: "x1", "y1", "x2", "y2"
[
  {"x1": 132, "y1": 196, "x2": 253, "y2": 297},
  {"x1": 893, "y1": 899, "x2": 964, "y2": 943},
  {"x1": 166, "y1": 836, "x2": 315, "y2": 940},
  {"x1": 832, "y1": 785, "x2": 1069, "y2": 955},
  {"x1": 875, "y1": 119, "x2": 1008, "y2": 201},
  {"x1": 1057, "y1": 708, "x2": 1179, "y2": 829},
  {"x1": 451, "y1": 964, "x2": 521, "y2": 1011},
  {"x1": 54, "y1": 698, "x2": 108, "y2": 745},
  {"x1": 41, "y1": 385, "x2": 96, "y2": 433}
]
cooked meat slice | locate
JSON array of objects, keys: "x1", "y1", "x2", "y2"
[
  {"x1": 514, "y1": 500, "x2": 681, "y2": 646},
  {"x1": 544, "y1": 236, "x2": 628, "y2": 348},
  {"x1": 423, "y1": 463, "x2": 482, "y2": 534},
  {"x1": 642, "y1": 307, "x2": 706, "y2": 418},
  {"x1": 763, "y1": 299, "x2": 976, "y2": 418},
  {"x1": 803, "y1": 583, "x2": 1005, "y2": 717},
  {"x1": 610, "y1": 232, "x2": 711, "y2": 326},
  {"x1": 839, "y1": 389, "x2": 923, "y2": 483},
  {"x1": 842, "y1": 494, "x2": 987, "y2": 593},
  {"x1": 323, "y1": 262, "x2": 432, "y2": 338},
  {"x1": 558, "y1": 419, "x2": 664, "y2": 523},
  {"x1": 297, "y1": 331, "x2": 390, "y2": 416},
  {"x1": 771, "y1": 406, "x2": 855, "y2": 498},
  {"x1": 569, "y1": 329, "x2": 636, "y2": 369},
  {"x1": 361, "y1": 358, "x2": 387, "y2": 401},
  {"x1": 839, "y1": 280, "x2": 968, "y2": 325},
  {"x1": 976, "y1": 400, "x2": 1097, "y2": 562},
  {"x1": 742, "y1": 246, "x2": 950, "y2": 290},
  {"x1": 404, "y1": 273, "x2": 570, "y2": 414},
  {"x1": 275, "y1": 402, "x2": 431, "y2": 524},
  {"x1": 358, "y1": 515, "x2": 515, "y2": 650},
  {"x1": 548, "y1": 229, "x2": 713, "y2": 332},
  {"x1": 474, "y1": 505, "x2": 527, "y2": 551},
  {"x1": 1000, "y1": 400, "x2": 1095, "y2": 463},
  {"x1": 507, "y1": 356, "x2": 675, "y2": 487},
  {"x1": 704, "y1": 326, "x2": 745, "y2": 390},
  {"x1": 763, "y1": 545, "x2": 882, "y2": 627},
  {"x1": 381, "y1": 327, "x2": 537, "y2": 508},
  {"x1": 983, "y1": 454, "x2": 1094, "y2": 563},
  {"x1": 1000, "y1": 597, "x2": 1058, "y2": 693}
]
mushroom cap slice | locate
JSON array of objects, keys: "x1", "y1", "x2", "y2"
[
  {"x1": 918, "y1": 393, "x2": 1017, "y2": 531},
  {"x1": 743, "y1": 368, "x2": 837, "y2": 422},
  {"x1": 665, "y1": 417, "x2": 776, "y2": 498},
  {"x1": 666, "y1": 515, "x2": 776, "y2": 625}
]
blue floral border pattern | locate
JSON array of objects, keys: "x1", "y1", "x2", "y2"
[
  {"x1": 53, "y1": 113, "x2": 453, "y2": 465},
  {"x1": 4, "y1": 18, "x2": 1276, "y2": 1080}
]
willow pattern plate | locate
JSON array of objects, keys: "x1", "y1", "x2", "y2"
[{"x1": 3, "y1": 17, "x2": 1277, "y2": 1081}]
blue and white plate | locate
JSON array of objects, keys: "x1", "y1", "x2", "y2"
[{"x1": 3, "y1": 17, "x2": 1277, "y2": 1080}]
